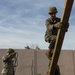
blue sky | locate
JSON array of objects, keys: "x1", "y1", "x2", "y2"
[{"x1": 0, "y1": 0, "x2": 75, "y2": 50}]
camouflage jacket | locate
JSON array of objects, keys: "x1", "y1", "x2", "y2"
[
  {"x1": 45, "y1": 17, "x2": 60, "y2": 43},
  {"x1": 1, "y1": 54, "x2": 15, "y2": 74}
]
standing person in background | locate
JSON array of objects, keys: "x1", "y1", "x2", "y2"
[{"x1": 1, "y1": 48, "x2": 18, "y2": 75}]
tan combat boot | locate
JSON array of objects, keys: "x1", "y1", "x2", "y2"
[
  {"x1": 45, "y1": 49, "x2": 53, "y2": 60},
  {"x1": 45, "y1": 50, "x2": 51, "y2": 60}
]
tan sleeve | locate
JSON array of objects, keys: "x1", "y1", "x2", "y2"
[
  {"x1": 45, "y1": 19, "x2": 54, "y2": 30},
  {"x1": 2, "y1": 55, "x2": 9, "y2": 62}
]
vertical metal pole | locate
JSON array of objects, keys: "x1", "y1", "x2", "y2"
[
  {"x1": 34, "y1": 50, "x2": 37, "y2": 75},
  {"x1": 31, "y1": 60, "x2": 34, "y2": 75}
]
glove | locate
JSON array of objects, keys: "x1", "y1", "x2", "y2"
[{"x1": 53, "y1": 22, "x2": 62, "y2": 28}]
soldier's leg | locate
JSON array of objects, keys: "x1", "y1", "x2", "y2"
[
  {"x1": 45, "y1": 39, "x2": 56, "y2": 68},
  {"x1": 45, "y1": 35, "x2": 56, "y2": 60},
  {"x1": 1, "y1": 74, "x2": 7, "y2": 75},
  {"x1": 50, "y1": 40, "x2": 61, "y2": 75},
  {"x1": 45, "y1": 39, "x2": 56, "y2": 59},
  {"x1": 1, "y1": 74, "x2": 5, "y2": 75},
  {"x1": 55, "y1": 65, "x2": 61, "y2": 75},
  {"x1": 45, "y1": 49, "x2": 51, "y2": 60},
  {"x1": 13, "y1": 71, "x2": 15, "y2": 75},
  {"x1": 2, "y1": 73, "x2": 14, "y2": 75}
]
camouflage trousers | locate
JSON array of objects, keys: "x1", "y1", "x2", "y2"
[
  {"x1": 45, "y1": 39, "x2": 56, "y2": 60},
  {"x1": 49, "y1": 39, "x2": 61, "y2": 75},
  {"x1": 2, "y1": 72, "x2": 15, "y2": 75},
  {"x1": 2, "y1": 71, "x2": 15, "y2": 75},
  {"x1": 49, "y1": 39, "x2": 56, "y2": 52},
  {"x1": 2, "y1": 74, "x2": 14, "y2": 75},
  {"x1": 55, "y1": 65, "x2": 60, "y2": 75}
]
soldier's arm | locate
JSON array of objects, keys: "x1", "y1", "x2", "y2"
[
  {"x1": 54, "y1": 22, "x2": 69, "y2": 31},
  {"x1": 2, "y1": 55, "x2": 10, "y2": 62},
  {"x1": 9, "y1": 52, "x2": 16, "y2": 58},
  {"x1": 53, "y1": 22, "x2": 62, "y2": 28},
  {"x1": 46, "y1": 18, "x2": 62, "y2": 29},
  {"x1": 45, "y1": 19, "x2": 53, "y2": 43},
  {"x1": 2, "y1": 52, "x2": 16, "y2": 62},
  {"x1": 45, "y1": 19, "x2": 54, "y2": 30}
]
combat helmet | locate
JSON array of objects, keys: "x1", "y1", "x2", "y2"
[
  {"x1": 7, "y1": 48, "x2": 15, "y2": 53},
  {"x1": 48, "y1": 6, "x2": 58, "y2": 14}
]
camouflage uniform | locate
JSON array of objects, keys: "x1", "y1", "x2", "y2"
[
  {"x1": 45, "y1": 17, "x2": 60, "y2": 56},
  {"x1": 1, "y1": 48, "x2": 17, "y2": 75},
  {"x1": 45, "y1": 6, "x2": 61, "y2": 75}
]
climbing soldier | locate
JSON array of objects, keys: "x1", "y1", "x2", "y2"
[
  {"x1": 1, "y1": 48, "x2": 18, "y2": 75},
  {"x1": 45, "y1": 6, "x2": 69, "y2": 75}
]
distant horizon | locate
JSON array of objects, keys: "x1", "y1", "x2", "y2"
[{"x1": 0, "y1": 48, "x2": 75, "y2": 51}]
